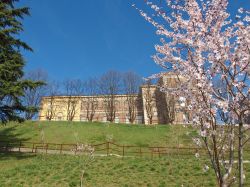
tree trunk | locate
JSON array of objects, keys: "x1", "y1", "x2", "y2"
[{"x1": 238, "y1": 122, "x2": 244, "y2": 187}]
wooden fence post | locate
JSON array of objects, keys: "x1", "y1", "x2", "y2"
[
  {"x1": 5, "y1": 143, "x2": 8, "y2": 152},
  {"x1": 19, "y1": 141, "x2": 21, "y2": 152},
  {"x1": 60, "y1": 144, "x2": 63, "y2": 154},
  {"x1": 32, "y1": 143, "x2": 35, "y2": 153},
  {"x1": 46, "y1": 144, "x2": 48, "y2": 154},
  {"x1": 75, "y1": 144, "x2": 77, "y2": 155},
  {"x1": 106, "y1": 141, "x2": 109, "y2": 156},
  {"x1": 122, "y1": 145, "x2": 124, "y2": 158}
]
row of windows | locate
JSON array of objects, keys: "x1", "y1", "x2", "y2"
[
  {"x1": 48, "y1": 113, "x2": 143, "y2": 124},
  {"x1": 80, "y1": 100, "x2": 140, "y2": 111},
  {"x1": 80, "y1": 116, "x2": 143, "y2": 124},
  {"x1": 46, "y1": 100, "x2": 141, "y2": 111}
]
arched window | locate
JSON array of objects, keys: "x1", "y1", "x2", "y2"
[
  {"x1": 136, "y1": 116, "x2": 143, "y2": 124},
  {"x1": 125, "y1": 117, "x2": 130, "y2": 124},
  {"x1": 102, "y1": 116, "x2": 107, "y2": 123},
  {"x1": 80, "y1": 115, "x2": 87, "y2": 122},
  {"x1": 115, "y1": 100, "x2": 120, "y2": 108},
  {"x1": 57, "y1": 113, "x2": 63, "y2": 121},
  {"x1": 115, "y1": 116, "x2": 119, "y2": 123},
  {"x1": 81, "y1": 101, "x2": 86, "y2": 110}
]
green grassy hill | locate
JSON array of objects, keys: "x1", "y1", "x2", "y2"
[
  {"x1": 0, "y1": 121, "x2": 249, "y2": 186},
  {"x1": 0, "y1": 153, "x2": 219, "y2": 187},
  {"x1": 0, "y1": 121, "x2": 196, "y2": 147}
]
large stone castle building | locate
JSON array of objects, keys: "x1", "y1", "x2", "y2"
[{"x1": 39, "y1": 73, "x2": 191, "y2": 124}]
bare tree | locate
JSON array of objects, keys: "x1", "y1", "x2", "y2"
[
  {"x1": 165, "y1": 95, "x2": 175, "y2": 124},
  {"x1": 63, "y1": 79, "x2": 84, "y2": 121},
  {"x1": 45, "y1": 81, "x2": 60, "y2": 121},
  {"x1": 123, "y1": 71, "x2": 142, "y2": 124},
  {"x1": 23, "y1": 69, "x2": 48, "y2": 120},
  {"x1": 143, "y1": 80, "x2": 154, "y2": 125},
  {"x1": 99, "y1": 71, "x2": 121, "y2": 122},
  {"x1": 83, "y1": 78, "x2": 99, "y2": 122}
]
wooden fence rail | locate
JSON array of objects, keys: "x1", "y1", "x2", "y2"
[{"x1": 0, "y1": 141, "x2": 249, "y2": 159}]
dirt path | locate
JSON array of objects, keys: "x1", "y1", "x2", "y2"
[
  {"x1": 2, "y1": 147, "x2": 250, "y2": 163},
  {"x1": 4, "y1": 147, "x2": 133, "y2": 158}
]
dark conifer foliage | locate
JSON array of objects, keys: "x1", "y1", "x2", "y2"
[{"x1": 0, "y1": 0, "x2": 43, "y2": 123}]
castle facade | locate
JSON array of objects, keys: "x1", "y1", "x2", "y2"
[{"x1": 39, "y1": 74, "x2": 191, "y2": 124}]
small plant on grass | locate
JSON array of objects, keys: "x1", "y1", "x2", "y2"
[
  {"x1": 39, "y1": 126, "x2": 47, "y2": 156},
  {"x1": 73, "y1": 132, "x2": 95, "y2": 187},
  {"x1": 105, "y1": 134, "x2": 113, "y2": 142}
]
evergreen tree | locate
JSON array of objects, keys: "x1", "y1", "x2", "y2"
[{"x1": 0, "y1": 0, "x2": 43, "y2": 123}]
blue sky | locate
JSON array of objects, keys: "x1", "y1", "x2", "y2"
[{"x1": 18, "y1": 0, "x2": 249, "y2": 81}]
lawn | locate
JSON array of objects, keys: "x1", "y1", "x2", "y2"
[
  {"x1": 0, "y1": 121, "x2": 196, "y2": 147},
  {"x1": 0, "y1": 152, "x2": 219, "y2": 187},
  {"x1": 0, "y1": 121, "x2": 249, "y2": 186}
]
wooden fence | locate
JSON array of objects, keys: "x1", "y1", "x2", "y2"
[
  {"x1": 0, "y1": 141, "x2": 206, "y2": 158},
  {"x1": 1, "y1": 141, "x2": 249, "y2": 159}
]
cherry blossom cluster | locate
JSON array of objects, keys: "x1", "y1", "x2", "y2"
[
  {"x1": 136, "y1": 1, "x2": 249, "y2": 185},
  {"x1": 135, "y1": 0, "x2": 250, "y2": 128}
]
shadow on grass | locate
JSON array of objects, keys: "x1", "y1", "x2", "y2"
[
  {"x1": 0, "y1": 125, "x2": 30, "y2": 143},
  {"x1": 0, "y1": 152, "x2": 36, "y2": 160},
  {"x1": 0, "y1": 125, "x2": 31, "y2": 158}
]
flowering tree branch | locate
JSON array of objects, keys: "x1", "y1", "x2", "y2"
[{"x1": 135, "y1": 0, "x2": 250, "y2": 186}]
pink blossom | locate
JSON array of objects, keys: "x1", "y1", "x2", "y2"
[
  {"x1": 195, "y1": 152, "x2": 200, "y2": 158},
  {"x1": 200, "y1": 129, "x2": 207, "y2": 137},
  {"x1": 203, "y1": 165, "x2": 210, "y2": 172},
  {"x1": 136, "y1": 1, "x2": 250, "y2": 184}
]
